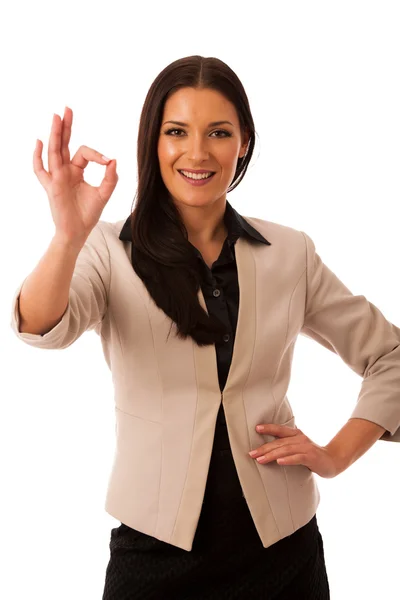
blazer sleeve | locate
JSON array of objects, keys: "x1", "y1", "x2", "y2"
[
  {"x1": 300, "y1": 230, "x2": 400, "y2": 443},
  {"x1": 10, "y1": 221, "x2": 111, "y2": 350}
]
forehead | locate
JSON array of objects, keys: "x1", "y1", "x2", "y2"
[{"x1": 162, "y1": 87, "x2": 239, "y2": 124}]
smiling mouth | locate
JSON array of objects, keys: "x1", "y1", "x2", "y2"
[
  {"x1": 178, "y1": 170, "x2": 216, "y2": 179},
  {"x1": 178, "y1": 170, "x2": 216, "y2": 183}
]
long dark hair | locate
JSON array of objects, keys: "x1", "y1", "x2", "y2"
[{"x1": 129, "y1": 55, "x2": 257, "y2": 346}]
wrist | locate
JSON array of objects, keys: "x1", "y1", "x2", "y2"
[
  {"x1": 324, "y1": 444, "x2": 350, "y2": 477},
  {"x1": 51, "y1": 233, "x2": 86, "y2": 254},
  {"x1": 324, "y1": 418, "x2": 386, "y2": 477}
]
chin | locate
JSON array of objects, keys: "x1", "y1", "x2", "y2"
[{"x1": 172, "y1": 196, "x2": 224, "y2": 209}]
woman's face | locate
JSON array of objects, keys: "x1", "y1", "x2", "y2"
[{"x1": 157, "y1": 87, "x2": 249, "y2": 211}]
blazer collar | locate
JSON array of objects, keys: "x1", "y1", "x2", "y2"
[{"x1": 118, "y1": 200, "x2": 271, "y2": 246}]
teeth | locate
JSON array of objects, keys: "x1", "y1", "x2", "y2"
[{"x1": 181, "y1": 170, "x2": 214, "y2": 180}]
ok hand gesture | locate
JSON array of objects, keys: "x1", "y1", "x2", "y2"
[{"x1": 33, "y1": 106, "x2": 118, "y2": 248}]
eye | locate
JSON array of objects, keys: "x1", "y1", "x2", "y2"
[
  {"x1": 211, "y1": 130, "x2": 232, "y2": 138},
  {"x1": 164, "y1": 128, "x2": 232, "y2": 138},
  {"x1": 165, "y1": 128, "x2": 184, "y2": 136}
]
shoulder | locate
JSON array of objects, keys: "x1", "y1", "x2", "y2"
[
  {"x1": 242, "y1": 214, "x2": 307, "y2": 248},
  {"x1": 93, "y1": 218, "x2": 128, "y2": 245}
]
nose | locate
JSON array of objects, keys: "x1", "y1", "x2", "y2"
[{"x1": 185, "y1": 133, "x2": 211, "y2": 162}]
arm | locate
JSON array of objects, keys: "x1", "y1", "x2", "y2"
[
  {"x1": 326, "y1": 417, "x2": 386, "y2": 475},
  {"x1": 18, "y1": 236, "x2": 84, "y2": 335},
  {"x1": 10, "y1": 221, "x2": 111, "y2": 349},
  {"x1": 300, "y1": 231, "x2": 400, "y2": 443}
]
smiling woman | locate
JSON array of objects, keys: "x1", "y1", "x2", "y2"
[
  {"x1": 10, "y1": 52, "x2": 335, "y2": 600},
  {"x1": 98, "y1": 55, "x2": 331, "y2": 599}
]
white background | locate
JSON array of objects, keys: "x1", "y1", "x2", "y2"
[{"x1": 1, "y1": 1, "x2": 399, "y2": 598}]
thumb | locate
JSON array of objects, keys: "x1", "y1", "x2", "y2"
[{"x1": 97, "y1": 159, "x2": 118, "y2": 203}]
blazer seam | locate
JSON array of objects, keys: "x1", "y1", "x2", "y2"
[
  {"x1": 115, "y1": 405, "x2": 160, "y2": 423},
  {"x1": 268, "y1": 265, "x2": 306, "y2": 533},
  {"x1": 98, "y1": 222, "x2": 112, "y2": 301},
  {"x1": 270, "y1": 266, "x2": 307, "y2": 422},
  {"x1": 171, "y1": 341, "x2": 199, "y2": 540},
  {"x1": 98, "y1": 222, "x2": 112, "y2": 327},
  {"x1": 100, "y1": 224, "x2": 126, "y2": 402},
  {"x1": 141, "y1": 296, "x2": 163, "y2": 536},
  {"x1": 241, "y1": 239, "x2": 279, "y2": 531},
  {"x1": 241, "y1": 240, "x2": 258, "y2": 411},
  {"x1": 120, "y1": 253, "x2": 164, "y2": 534},
  {"x1": 300, "y1": 230, "x2": 311, "y2": 318},
  {"x1": 245, "y1": 241, "x2": 281, "y2": 534}
]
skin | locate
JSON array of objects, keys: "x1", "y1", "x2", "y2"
[
  {"x1": 248, "y1": 424, "x2": 340, "y2": 478},
  {"x1": 33, "y1": 107, "x2": 118, "y2": 246}
]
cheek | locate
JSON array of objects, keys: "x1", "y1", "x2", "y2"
[
  {"x1": 158, "y1": 140, "x2": 179, "y2": 164},
  {"x1": 217, "y1": 147, "x2": 241, "y2": 169}
]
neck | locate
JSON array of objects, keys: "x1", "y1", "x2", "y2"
[{"x1": 175, "y1": 198, "x2": 228, "y2": 245}]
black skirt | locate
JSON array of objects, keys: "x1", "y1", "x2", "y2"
[{"x1": 102, "y1": 406, "x2": 330, "y2": 599}]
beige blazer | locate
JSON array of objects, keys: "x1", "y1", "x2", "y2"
[{"x1": 10, "y1": 214, "x2": 400, "y2": 552}]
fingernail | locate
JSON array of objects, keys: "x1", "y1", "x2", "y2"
[
  {"x1": 249, "y1": 450, "x2": 257, "y2": 457},
  {"x1": 256, "y1": 425, "x2": 263, "y2": 432},
  {"x1": 102, "y1": 156, "x2": 112, "y2": 162}
]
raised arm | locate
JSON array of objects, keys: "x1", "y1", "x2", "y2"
[{"x1": 10, "y1": 106, "x2": 118, "y2": 348}]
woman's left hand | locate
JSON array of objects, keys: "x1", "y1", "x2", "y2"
[{"x1": 248, "y1": 422, "x2": 342, "y2": 479}]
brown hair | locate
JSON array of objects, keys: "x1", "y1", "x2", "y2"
[{"x1": 129, "y1": 55, "x2": 257, "y2": 346}]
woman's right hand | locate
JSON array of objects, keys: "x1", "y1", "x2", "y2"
[{"x1": 33, "y1": 106, "x2": 118, "y2": 248}]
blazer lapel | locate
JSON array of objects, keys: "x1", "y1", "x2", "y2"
[{"x1": 193, "y1": 236, "x2": 256, "y2": 396}]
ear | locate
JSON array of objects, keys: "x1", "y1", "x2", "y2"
[{"x1": 239, "y1": 128, "x2": 250, "y2": 158}]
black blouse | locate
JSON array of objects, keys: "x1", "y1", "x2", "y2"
[{"x1": 188, "y1": 200, "x2": 270, "y2": 394}]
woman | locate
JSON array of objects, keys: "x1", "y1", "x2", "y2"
[{"x1": 11, "y1": 55, "x2": 400, "y2": 599}]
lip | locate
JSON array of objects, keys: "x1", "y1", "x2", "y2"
[
  {"x1": 178, "y1": 170, "x2": 216, "y2": 187},
  {"x1": 178, "y1": 169, "x2": 216, "y2": 174}
]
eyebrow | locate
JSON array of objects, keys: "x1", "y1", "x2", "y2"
[{"x1": 163, "y1": 120, "x2": 234, "y2": 127}]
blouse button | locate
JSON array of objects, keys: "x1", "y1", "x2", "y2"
[
  {"x1": 223, "y1": 333, "x2": 230, "y2": 343},
  {"x1": 213, "y1": 288, "x2": 221, "y2": 297}
]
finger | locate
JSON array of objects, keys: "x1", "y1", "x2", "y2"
[
  {"x1": 33, "y1": 139, "x2": 51, "y2": 190},
  {"x1": 250, "y1": 441, "x2": 301, "y2": 460},
  {"x1": 97, "y1": 160, "x2": 119, "y2": 203},
  {"x1": 253, "y1": 444, "x2": 299, "y2": 463},
  {"x1": 70, "y1": 145, "x2": 112, "y2": 170},
  {"x1": 276, "y1": 454, "x2": 309, "y2": 467},
  {"x1": 60, "y1": 106, "x2": 73, "y2": 164},
  {"x1": 48, "y1": 113, "x2": 63, "y2": 173},
  {"x1": 255, "y1": 423, "x2": 298, "y2": 437}
]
